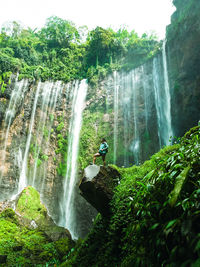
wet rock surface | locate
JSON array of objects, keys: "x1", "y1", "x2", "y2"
[{"x1": 79, "y1": 165, "x2": 121, "y2": 216}]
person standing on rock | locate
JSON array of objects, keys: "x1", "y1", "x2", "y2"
[{"x1": 93, "y1": 138, "x2": 109, "y2": 166}]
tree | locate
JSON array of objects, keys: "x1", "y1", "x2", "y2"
[
  {"x1": 1, "y1": 21, "x2": 23, "y2": 38},
  {"x1": 38, "y1": 16, "x2": 80, "y2": 49},
  {"x1": 86, "y1": 27, "x2": 116, "y2": 67}
]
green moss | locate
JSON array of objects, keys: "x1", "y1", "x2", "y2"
[
  {"x1": 0, "y1": 216, "x2": 47, "y2": 266},
  {"x1": 0, "y1": 208, "x2": 17, "y2": 221},
  {"x1": 16, "y1": 186, "x2": 47, "y2": 222},
  {"x1": 41, "y1": 154, "x2": 48, "y2": 161},
  {"x1": 56, "y1": 122, "x2": 65, "y2": 132},
  {"x1": 0, "y1": 207, "x2": 74, "y2": 265}
]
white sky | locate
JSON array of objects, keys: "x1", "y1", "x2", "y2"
[{"x1": 0, "y1": 0, "x2": 175, "y2": 39}]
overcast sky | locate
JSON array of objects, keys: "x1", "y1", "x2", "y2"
[{"x1": 0, "y1": 0, "x2": 175, "y2": 39}]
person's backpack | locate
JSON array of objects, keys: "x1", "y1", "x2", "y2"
[{"x1": 104, "y1": 143, "x2": 108, "y2": 153}]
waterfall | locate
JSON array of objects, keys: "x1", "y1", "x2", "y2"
[
  {"x1": 106, "y1": 68, "x2": 143, "y2": 166},
  {"x1": 113, "y1": 71, "x2": 119, "y2": 164},
  {"x1": 59, "y1": 79, "x2": 88, "y2": 239},
  {"x1": 142, "y1": 66, "x2": 151, "y2": 130},
  {"x1": 122, "y1": 71, "x2": 131, "y2": 166},
  {"x1": 40, "y1": 81, "x2": 63, "y2": 191},
  {"x1": 32, "y1": 81, "x2": 54, "y2": 186},
  {"x1": 0, "y1": 78, "x2": 28, "y2": 183},
  {"x1": 131, "y1": 69, "x2": 140, "y2": 165},
  {"x1": 162, "y1": 40, "x2": 173, "y2": 144},
  {"x1": 0, "y1": 78, "x2": 27, "y2": 179},
  {"x1": 31, "y1": 81, "x2": 62, "y2": 188},
  {"x1": 153, "y1": 42, "x2": 173, "y2": 147},
  {"x1": 18, "y1": 82, "x2": 41, "y2": 193},
  {"x1": 153, "y1": 56, "x2": 163, "y2": 147}
]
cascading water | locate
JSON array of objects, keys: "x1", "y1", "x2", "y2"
[
  {"x1": 0, "y1": 78, "x2": 28, "y2": 180},
  {"x1": 152, "y1": 42, "x2": 173, "y2": 147},
  {"x1": 142, "y1": 66, "x2": 152, "y2": 131},
  {"x1": 18, "y1": 82, "x2": 41, "y2": 193},
  {"x1": 153, "y1": 56, "x2": 163, "y2": 147},
  {"x1": 162, "y1": 40, "x2": 173, "y2": 143},
  {"x1": 31, "y1": 81, "x2": 62, "y2": 188},
  {"x1": 106, "y1": 68, "x2": 143, "y2": 166},
  {"x1": 105, "y1": 49, "x2": 173, "y2": 166},
  {"x1": 122, "y1": 71, "x2": 132, "y2": 166},
  {"x1": 40, "y1": 81, "x2": 63, "y2": 191},
  {"x1": 131, "y1": 69, "x2": 140, "y2": 165},
  {"x1": 113, "y1": 71, "x2": 119, "y2": 164},
  {"x1": 59, "y1": 79, "x2": 88, "y2": 239},
  {"x1": 32, "y1": 81, "x2": 54, "y2": 186}
]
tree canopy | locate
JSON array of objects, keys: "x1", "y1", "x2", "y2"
[{"x1": 0, "y1": 17, "x2": 160, "y2": 86}]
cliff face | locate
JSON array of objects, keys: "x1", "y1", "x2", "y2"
[
  {"x1": 0, "y1": 78, "x2": 96, "y2": 238},
  {"x1": 81, "y1": 51, "x2": 172, "y2": 168},
  {"x1": 166, "y1": 0, "x2": 200, "y2": 136},
  {"x1": 0, "y1": 79, "x2": 67, "y2": 217}
]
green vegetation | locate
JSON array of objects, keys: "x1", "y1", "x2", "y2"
[
  {"x1": 16, "y1": 186, "x2": 47, "y2": 222},
  {"x1": 0, "y1": 71, "x2": 12, "y2": 93},
  {"x1": 64, "y1": 126, "x2": 200, "y2": 266},
  {"x1": 0, "y1": 187, "x2": 74, "y2": 266},
  {"x1": 0, "y1": 17, "x2": 160, "y2": 88}
]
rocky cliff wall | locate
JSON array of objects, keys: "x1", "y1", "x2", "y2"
[
  {"x1": 80, "y1": 51, "x2": 171, "y2": 168},
  {"x1": 0, "y1": 78, "x2": 96, "y2": 238},
  {"x1": 0, "y1": 79, "x2": 68, "y2": 214},
  {"x1": 166, "y1": 0, "x2": 200, "y2": 137}
]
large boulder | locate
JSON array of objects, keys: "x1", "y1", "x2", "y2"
[
  {"x1": 79, "y1": 165, "x2": 121, "y2": 217},
  {"x1": 16, "y1": 186, "x2": 71, "y2": 241}
]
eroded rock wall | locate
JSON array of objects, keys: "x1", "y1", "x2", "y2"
[
  {"x1": 167, "y1": 0, "x2": 200, "y2": 137},
  {"x1": 0, "y1": 79, "x2": 67, "y2": 219}
]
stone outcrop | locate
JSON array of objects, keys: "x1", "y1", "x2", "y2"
[{"x1": 79, "y1": 165, "x2": 121, "y2": 216}]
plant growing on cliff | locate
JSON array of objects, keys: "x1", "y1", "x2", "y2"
[{"x1": 0, "y1": 71, "x2": 12, "y2": 93}]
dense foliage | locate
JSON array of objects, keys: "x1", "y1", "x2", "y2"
[
  {"x1": 64, "y1": 126, "x2": 200, "y2": 266},
  {"x1": 0, "y1": 187, "x2": 74, "y2": 266},
  {"x1": 0, "y1": 16, "x2": 159, "y2": 89}
]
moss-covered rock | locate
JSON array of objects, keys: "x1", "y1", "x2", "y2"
[
  {"x1": 0, "y1": 187, "x2": 75, "y2": 266},
  {"x1": 16, "y1": 186, "x2": 47, "y2": 222},
  {"x1": 16, "y1": 186, "x2": 72, "y2": 241}
]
